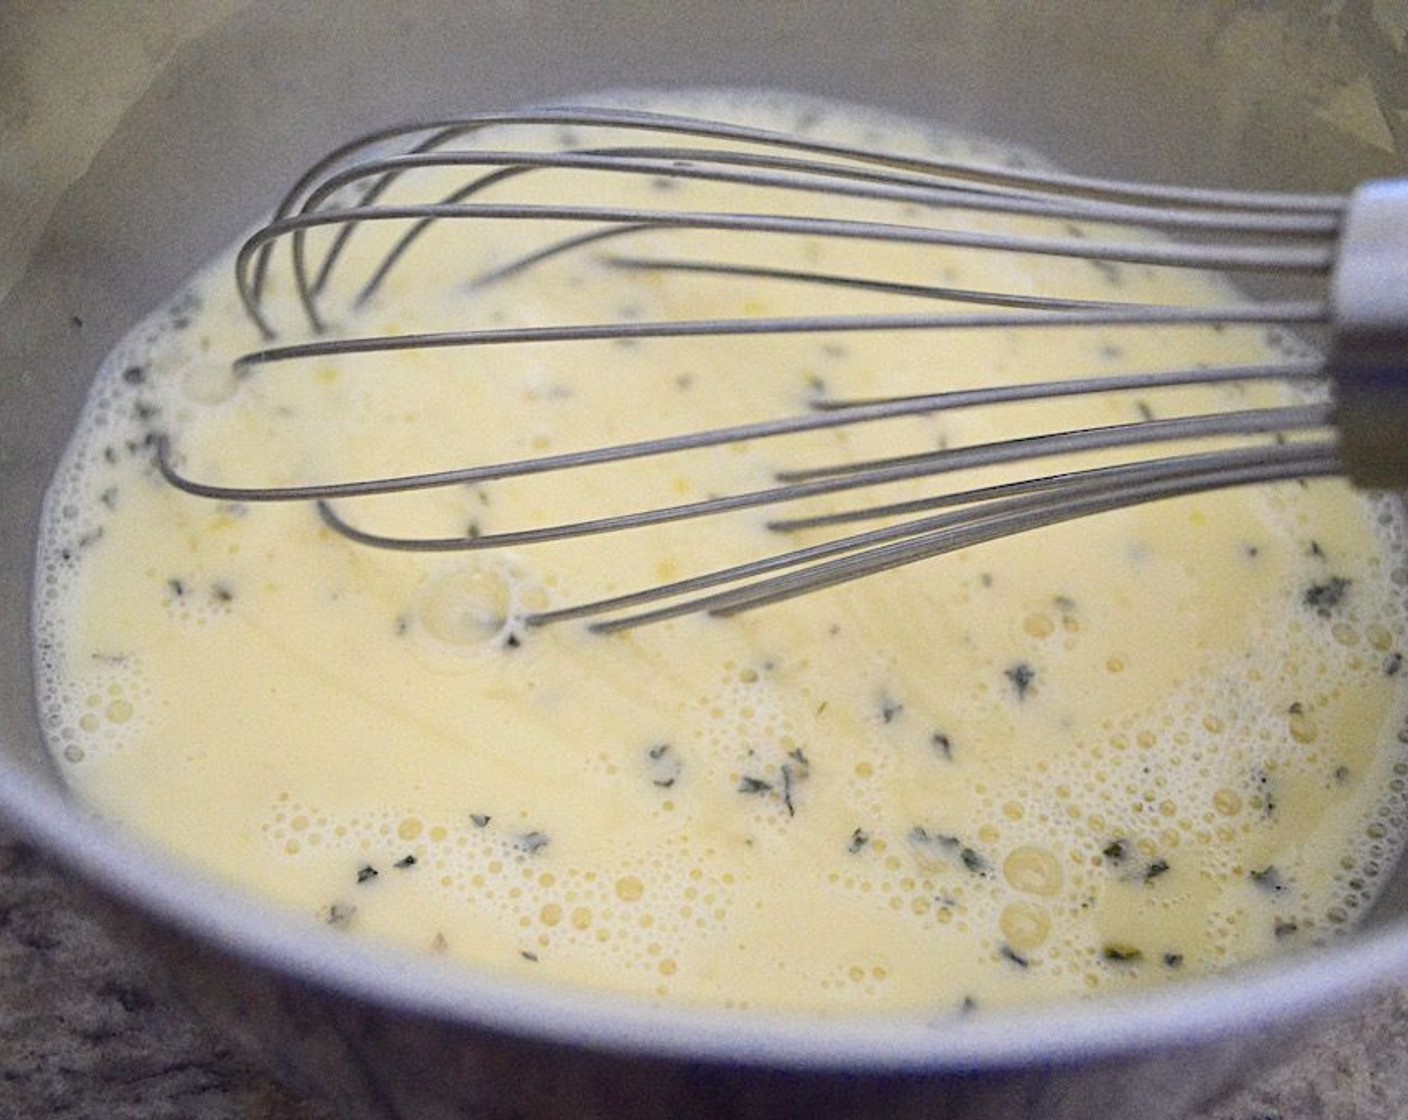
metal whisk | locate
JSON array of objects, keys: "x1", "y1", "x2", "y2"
[{"x1": 156, "y1": 105, "x2": 1408, "y2": 632}]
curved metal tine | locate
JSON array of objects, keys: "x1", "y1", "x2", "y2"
[
  {"x1": 566, "y1": 446, "x2": 1343, "y2": 633},
  {"x1": 232, "y1": 299, "x2": 1330, "y2": 374},
  {"x1": 249, "y1": 103, "x2": 1349, "y2": 305},
  {"x1": 602, "y1": 257, "x2": 1312, "y2": 317},
  {"x1": 248, "y1": 103, "x2": 1347, "y2": 332},
  {"x1": 248, "y1": 122, "x2": 478, "y2": 321},
  {"x1": 157, "y1": 378, "x2": 972, "y2": 504},
  {"x1": 813, "y1": 358, "x2": 1326, "y2": 411},
  {"x1": 302, "y1": 138, "x2": 520, "y2": 302},
  {"x1": 157, "y1": 354, "x2": 1324, "y2": 508},
  {"x1": 338, "y1": 149, "x2": 1024, "y2": 310},
  {"x1": 291, "y1": 140, "x2": 546, "y2": 333},
  {"x1": 307, "y1": 403, "x2": 1331, "y2": 558},
  {"x1": 767, "y1": 438, "x2": 1330, "y2": 531},
  {"x1": 251, "y1": 117, "x2": 635, "y2": 319},
  {"x1": 255, "y1": 117, "x2": 643, "y2": 326},
  {"x1": 317, "y1": 162, "x2": 527, "y2": 312},
  {"x1": 775, "y1": 402, "x2": 1331, "y2": 485},
  {"x1": 290, "y1": 134, "x2": 1007, "y2": 327},
  {"x1": 607, "y1": 256, "x2": 1133, "y2": 311},
  {"x1": 242, "y1": 138, "x2": 1340, "y2": 336},
  {"x1": 509, "y1": 105, "x2": 1344, "y2": 214},
  {"x1": 705, "y1": 447, "x2": 1346, "y2": 622},
  {"x1": 307, "y1": 145, "x2": 1343, "y2": 313},
  {"x1": 520, "y1": 441, "x2": 1333, "y2": 627}
]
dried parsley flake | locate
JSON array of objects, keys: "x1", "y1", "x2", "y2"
[
  {"x1": 1303, "y1": 576, "x2": 1350, "y2": 616},
  {"x1": 1005, "y1": 662, "x2": 1036, "y2": 699}
]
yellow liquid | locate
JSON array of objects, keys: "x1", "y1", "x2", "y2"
[{"x1": 33, "y1": 90, "x2": 1408, "y2": 1018}]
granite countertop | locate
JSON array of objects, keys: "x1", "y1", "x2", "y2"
[{"x1": 2, "y1": 828, "x2": 1407, "y2": 1120}]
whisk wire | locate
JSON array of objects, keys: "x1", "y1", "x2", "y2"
[
  {"x1": 159, "y1": 105, "x2": 1408, "y2": 631},
  {"x1": 526, "y1": 441, "x2": 1342, "y2": 632}
]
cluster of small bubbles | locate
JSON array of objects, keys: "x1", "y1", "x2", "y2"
[
  {"x1": 263, "y1": 795, "x2": 339, "y2": 856},
  {"x1": 37, "y1": 651, "x2": 151, "y2": 766},
  {"x1": 32, "y1": 293, "x2": 203, "y2": 779},
  {"x1": 259, "y1": 797, "x2": 747, "y2": 984}
]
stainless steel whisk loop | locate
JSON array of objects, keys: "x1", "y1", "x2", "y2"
[{"x1": 155, "y1": 106, "x2": 1408, "y2": 632}]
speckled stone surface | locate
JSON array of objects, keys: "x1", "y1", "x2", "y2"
[{"x1": 1, "y1": 827, "x2": 1406, "y2": 1120}]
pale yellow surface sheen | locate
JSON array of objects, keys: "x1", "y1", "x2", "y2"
[{"x1": 34, "y1": 91, "x2": 1408, "y2": 1018}]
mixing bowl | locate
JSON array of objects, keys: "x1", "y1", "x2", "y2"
[{"x1": 2, "y1": 3, "x2": 1406, "y2": 1117}]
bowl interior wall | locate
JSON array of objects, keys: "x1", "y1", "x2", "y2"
[{"x1": 2, "y1": 0, "x2": 1406, "y2": 969}]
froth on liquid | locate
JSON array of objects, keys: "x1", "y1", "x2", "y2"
[{"x1": 32, "y1": 89, "x2": 1408, "y2": 1018}]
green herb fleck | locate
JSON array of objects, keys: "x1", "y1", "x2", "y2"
[
  {"x1": 646, "y1": 742, "x2": 682, "y2": 788},
  {"x1": 1102, "y1": 839, "x2": 1129, "y2": 864},
  {"x1": 356, "y1": 865, "x2": 379, "y2": 884},
  {"x1": 394, "y1": 855, "x2": 417, "y2": 870},
  {"x1": 1089, "y1": 258, "x2": 1124, "y2": 285},
  {"x1": 909, "y1": 826, "x2": 990, "y2": 876},
  {"x1": 1102, "y1": 943, "x2": 1143, "y2": 963},
  {"x1": 1254, "y1": 768, "x2": 1277, "y2": 817},
  {"x1": 999, "y1": 944, "x2": 1030, "y2": 969},
  {"x1": 1162, "y1": 953, "x2": 1184, "y2": 968},
  {"x1": 1303, "y1": 576, "x2": 1350, "y2": 616},
  {"x1": 1005, "y1": 662, "x2": 1036, "y2": 699},
  {"x1": 1143, "y1": 858, "x2": 1171, "y2": 883},
  {"x1": 738, "y1": 776, "x2": 773, "y2": 795},
  {"x1": 848, "y1": 828, "x2": 870, "y2": 854},
  {"x1": 325, "y1": 903, "x2": 356, "y2": 928},
  {"x1": 1249, "y1": 866, "x2": 1286, "y2": 894},
  {"x1": 931, "y1": 732, "x2": 953, "y2": 760},
  {"x1": 780, "y1": 750, "x2": 811, "y2": 817}
]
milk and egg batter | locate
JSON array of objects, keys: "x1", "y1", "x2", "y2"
[{"x1": 33, "y1": 91, "x2": 1408, "y2": 1017}]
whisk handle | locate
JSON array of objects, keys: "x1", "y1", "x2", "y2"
[{"x1": 1331, "y1": 178, "x2": 1408, "y2": 488}]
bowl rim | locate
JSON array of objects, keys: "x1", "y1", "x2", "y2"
[{"x1": 1, "y1": 753, "x2": 1405, "y2": 1072}]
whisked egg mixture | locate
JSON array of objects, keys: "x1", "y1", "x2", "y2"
[{"x1": 32, "y1": 90, "x2": 1408, "y2": 1017}]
